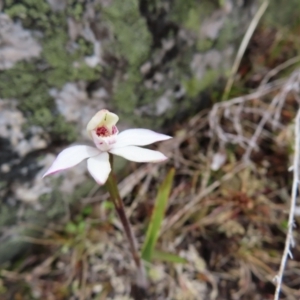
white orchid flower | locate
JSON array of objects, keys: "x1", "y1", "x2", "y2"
[{"x1": 43, "y1": 109, "x2": 171, "y2": 185}]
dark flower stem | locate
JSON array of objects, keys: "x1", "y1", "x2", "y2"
[{"x1": 105, "y1": 154, "x2": 148, "y2": 288}]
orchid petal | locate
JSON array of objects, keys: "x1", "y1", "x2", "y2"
[
  {"x1": 109, "y1": 146, "x2": 168, "y2": 162},
  {"x1": 43, "y1": 146, "x2": 100, "y2": 178},
  {"x1": 87, "y1": 152, "x2": 111, "y2": 185},
  {"x1": 112, "y1": 129, "x2": 171, "y2": 149}
]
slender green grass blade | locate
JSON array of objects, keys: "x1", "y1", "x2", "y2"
[
  {"x1": 141, "y1": 168, "x2": 175, "y2": 262},
  {"x1": 152, "y1": 250, "x2": 187, "y2": 264}
]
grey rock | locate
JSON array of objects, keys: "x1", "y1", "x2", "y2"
[{"x1": 0, "y1": 14, "x2": 41, "y2": 70}]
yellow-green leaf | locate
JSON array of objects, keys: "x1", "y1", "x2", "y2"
[{"x1": 141, "y1": 169, "x2": 175, "y2": 262}]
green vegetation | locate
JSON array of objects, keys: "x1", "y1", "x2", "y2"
[
  {"x1": 1, "y1": 0, "x2": 100, "y2": 141},
  {"x1": 142, "y1": 169, "x2": 175, "y2": 262},
  {"x1": 101, "y1": 0, "x2": 154, "y2": 122}
]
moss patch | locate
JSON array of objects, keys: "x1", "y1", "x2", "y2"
[
  {"x1": 170, "y1": 0, "x2": 216, "y2": 30},
  {"x1": 264, "y1": 0, "x2": 300, "y2": 29},
  {"x1": 102, "y1": 0, "x2": 153, "y2": 124},
  {"x1": 1, "y1": 0, "x2": 100, "y2": 142}
]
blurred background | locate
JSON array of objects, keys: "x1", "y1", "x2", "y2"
[{"x1": 1, "y1": 0, "x2": 300, "y2": 299}]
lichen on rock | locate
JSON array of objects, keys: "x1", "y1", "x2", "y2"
[
  {"x1": 0, "y1": 0, "x2": 266, "y2": 265},
  {"x1": 0, "y1": 13, "x2": 41, "y2": 69}
]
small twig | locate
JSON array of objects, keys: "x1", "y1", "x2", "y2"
[
  {"x1": 18, "y1": 236, "x2": 64, "y2": 246},
  {"x1": 260, "y1": 56, "x2": 300, "y2": 88},
  {"x1": 210, "y1": 79, "x2": 285, "y2": 136},
  {"x1": 80, "y1": 254, "x2": 88, "y2": 300},
  {"x1": 161, "y1": 162, "x2": 247, "y2": 234},
  {"x1": 209, "y1": 70, "x2": 300, "y2": 160},
  {"x1": 243, "y1": 71, "x2": 300, "y2": 160},
  {"x1": 274, "y1": 109, "x2": 300, "y2": 300},
  {"x1": 222, "y1": 0, "x2": 269, "y2": 100},
  {"x1": 242, "y1": 90, "x2": 282, "y2": 161}
]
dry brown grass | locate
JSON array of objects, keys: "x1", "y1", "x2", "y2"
[{"x1": 2, "y1": 66, "x2": 300, "y2": 299}]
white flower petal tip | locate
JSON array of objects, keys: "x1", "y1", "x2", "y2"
[
  {"x1": 162, "y1": 135, "x2": 172, "y2": 141},
  {"x1": 43, "y1": 169, "x2": 60, "y2": 179},
  {"x1": 42, "y1": 145, "x2": 100, "y2": 178},
  {"x1": 87, "y1": 152, "x2": 111, "y2": 185},
  {"x1": 146, "y1": 154, "x2": 169, "y2": 163},
  {"x1": 112, "y1": 128, "x2": 172, "y2": 149},
  {"x1": 109, "y1": 146, "x2": 169, "y2": 163}
]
